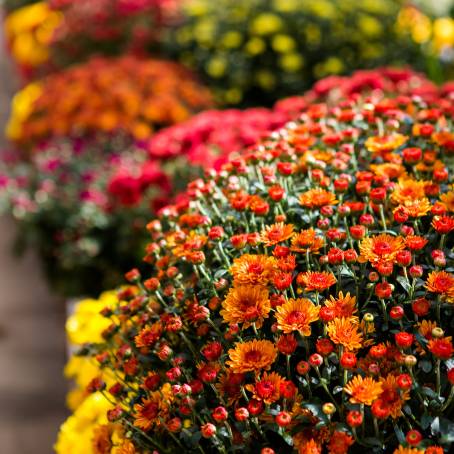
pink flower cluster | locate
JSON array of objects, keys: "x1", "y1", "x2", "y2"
[{"x1": 147, "y1": 108, "x2": 291, "y2": 170}]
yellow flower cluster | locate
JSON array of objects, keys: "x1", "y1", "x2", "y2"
[
  {"x1": 168, "y1": 0, "x2": 420, "y2": 104},
  {"x1": 398, "y1": 6, "x2": 454, "y2": 54},
  {"x1": 60, "y1": 292, "x2": 118, "y2": 419},
  {"x1": 54, "y1": 392, "x2": 112, "y2": 454},
  {"x1": 4, "y1": 2, "x2": 62, "y2": 67},
  {"x1": 55, "y1": 292, "x2": 123, "y2": 452}
]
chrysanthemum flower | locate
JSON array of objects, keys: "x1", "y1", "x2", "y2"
[
  {"x1": 440, "y1": 190, "x2": 454, "y2": 211},
  {"x1": 425, "y1": 271, "x2": 454, "y2": 302},
  {"x1": 324, "y1": 292, "x2": 357, "y2": 318},
  {"x1": 391, "y1": 178, "x2": 427, "y2": 204},
  {"x1": 297, "y1": 271, "x2": 337, "y2": 292},
  {"x1": 259, "y1": 222, "x2": 295, "y2": 246},
  {"x1": 245, "y1": 371, "x2": 283, "y2": 404},
  {"x1": 344, "y1": 375, "x2": 383, "y2": 405},
  {"x1": 396, "y1": 198, "x2": 432, "y2": 218},
  {"x1": 221, "y1": 284, "x2": 271, "y2": 329},
  {"x1": 379, "y1": 374, "x2": 410, "y2": 419},
  {"x1": 427, "y1": 337, "x2": 453, "y2": 360},
  {"x1": 327, "y1": 317, "x2": 364, "y2": 351},
  {"x1": 327, "y1": 431, "x2": 354, "y2": 454},
  {"x1": 393, "y1": 446, "x2": 424, "y2": 454},
  {"x1": 365, "y1": 134, "x2": 408, "y2": 153},
  {"x1": 290, "y1": 228, "x2": 325, "y2": 253},
  {"x1": 299, "y1": 189, "x2": 337, "y2": 209},
  {"x1": 229, "y1": 254, "x2": 276, "y2": 286},
  {"x1": 359, "y1": 234, "x2": 405, "y2": 266},
  {"x1": 133, "y1": 385, "x2": 172, "y2": 431},
  {"x1": 226, "y1": 340, "x2": 278, "y2": 374},
  {"x1": 275, "y1": 298, "x2": 320, "y2": 335}
]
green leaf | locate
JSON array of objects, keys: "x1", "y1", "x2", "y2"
[
  {"x1": 394, "y1": 425, "x2": 406, "y2": 444},
  {"x1": 396, "y1": 275, "x2": 411, "y2": 294},
  {"x1": 421, "y1": 413, "x2": 433, "y2": 430},
  {"x1": 419, "y1": 359, "x2": 432, "y2": 373}
]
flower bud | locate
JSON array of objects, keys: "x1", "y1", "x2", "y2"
[
  {"x1": 235, "y1": 407, "x2": 249, "y2": 421},
  {"x1": 322, "y1": 403, "x2": 336, "y2": 415},
  {"x1": 275, "y1": 411, "x2": 292, "y2": 427},
  {"x1": 201, "y1": 423, "x2": 216, "y2": 438},
  {"x1": 409, "y1": 265, "x2": 423, "y2": 278},
  {"x1": 309, "y1": 353, "x2": 323, "y2": 367}
]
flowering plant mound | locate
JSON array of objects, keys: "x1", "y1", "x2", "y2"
[
  {"x1": 78, "y1": 93, "x2": 454, "y2": 453},
  {"x1": 147, "y1": 107, "x2": 291, "y2": 171},
  {"x1": 0, "y1": 136, "x2": 172, "y2": 296},
  {"x1": 47, "y1": 0, "x2": 180, "y2": 69},
  {"x1": 3, "y1": 2, "x2": 62, "y2": 81},
  {"x1": 147, "y1": 68, "x2": 439, "y2": 176},
  {"x1": 276, "y1": 67, "x2": 439, "y2": 115},
  {"x1": 5, "y1": 55, "x2": 213, "y2": 146},
  {"x1": 165, "y1": 0, "x2": 423, "y2": 105}
]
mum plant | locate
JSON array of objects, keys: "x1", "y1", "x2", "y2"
[
  {"x1": 5, "y1": 55, "x2": 213, "y2": 146},
  {"x1": 0, "y1": 136, "x2": 171, "y2": 296},
  {"x1": 47, "y1": 0, "x2": 180, "y2": 69},
  {"x1": 165, "y1": 0, "x2": 424, "y2": 105},
  {"x1": 78, "y1": 92, "x2": 453, "y2": 453}
]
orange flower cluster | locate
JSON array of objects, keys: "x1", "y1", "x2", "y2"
[
  {"x1": 7, "y1": 55, "x2": 213, "y2": 145},
  {"x1": 79, "y1": 92, "x2": 453, "y2": 453}
]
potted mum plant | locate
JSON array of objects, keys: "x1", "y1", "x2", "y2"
[{"x1": 73, "y1": 91, "x2": 453, "y2": 453}]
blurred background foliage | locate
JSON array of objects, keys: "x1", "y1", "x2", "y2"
[{"x1": 3, "y1": 0, "x2": 454, "y2": 106}]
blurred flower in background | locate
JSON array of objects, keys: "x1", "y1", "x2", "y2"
[
  {"x1": 0, "y1": 136, "x2": 168, "y2": 296},
  {"x1": 6, "y1": 55, "x2": 213, "y2": 145},
  {"x1": 163, "y1": 0, "x2": 423, "y2": 105},
  {"x1": 3, "y1": 2, "x2": 62, "y2": 80}
]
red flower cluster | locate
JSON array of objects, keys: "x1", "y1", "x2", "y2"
[{"x1": 147, "y1": 108, "x2": 291, "y2": 170}]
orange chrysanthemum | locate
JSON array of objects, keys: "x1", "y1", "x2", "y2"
[
  {"x1": 226, "y1": 340, "x2": 278, "y2": 374},
  {"x1": 260, "y1": 222, "x2": 295, "y2": 246},
  {"x1": 92, "y1": 424, "x2": 112, "y2": 454},
  {"x1": 245, "y1": 371, "x2": 283, "y2": 404},
  {"x1": 133, "y1": 387, "x2": 172, "y2": 431},
  {"x1": 324, "y1": 292, "x2": 357, "y2": 318},
  {"x1": 291, "y1": 228, "x2": 325, "y2": 253},
  {"x1": 425, "y1": 271, "x2": 454, "y2": 302},
  {"x1": 221, "y1": 284, "x2": 271, "y2": 329},
  {"x1": 275, "y1": 298, "x2": 320, "y2": 335},
  {"x1": 395, "y1": 198, "x2": 432, "y2": 218},
  {"x1": 117, "y1": 441, "x2": 137, "y2": 454},
  {"x1": 297, "y1": 271, "x2": 337, "y2": 292},
  {"x1": 393, "y1": 447, "x2": 424, "y2": 454},
  {"x1": 327, "y1": 431, "x2": 354, "y2": 454},
  {"x1": 365, "y1": 134, "x2": 408, "y2": 153},
  {"x1": 379, "y1": 374, "x2": 410, "y2": 419},
  {"x1": 440, "y1": 191, "x2": 454, "y2": 212},
  {"x1": 172, "y1": 232, "x2": 207, "y2": 258},
  {"x1": 370, "y1": 163, "x2": 406, "y2": 179},
  {"x1": 299, "y1": 189, "x2": 338, "y2": 209},
  {"x1": 391, "y1": 178, "x2": 426, "y2": 204},
  {"x1": 293, "y1": 437, "x2": 322, "y2": 454},
  {"x1": 418, "y1": 320, "x2": 437, "y2": 339},
  {"x1": 344, "y1": 375, "x2": 383, "y2": 405},
  {"x1": 215, "y1": 372, "x2": 244, "y2": 405},
  {"x1": 359, "y1": 233, "x2": 405, "y2": 266},
  {"x1": 327, "y1": 317, "x2": 363, "y2": 350},
  {"x1": 229, "y1": 254, "x2": 276, "y2": 286}
]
